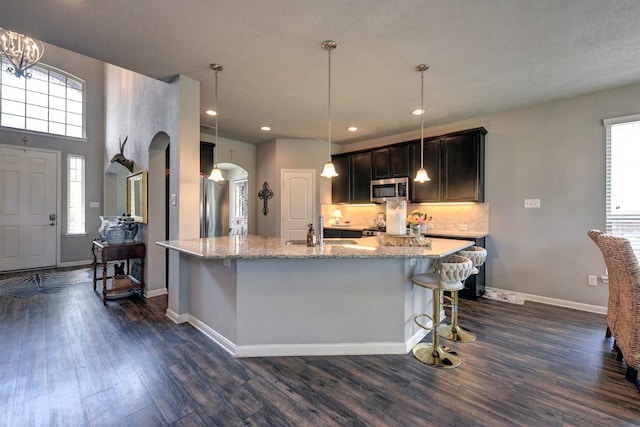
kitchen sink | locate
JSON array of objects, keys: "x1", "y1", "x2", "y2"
[{"x1": 284, "y1": 239, "x2": 358, "y2": 246}]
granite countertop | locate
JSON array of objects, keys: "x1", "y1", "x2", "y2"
[
  {"x1": 156, "y1": 235, "x2": 473, "y2": 260},
  {"x1": 423, "y1": 230, "x2": 489, "y2": 239}
]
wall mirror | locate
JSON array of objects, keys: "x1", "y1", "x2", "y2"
[{"x1": 127, "y1": 170, "x2": 148, "y2": 224}]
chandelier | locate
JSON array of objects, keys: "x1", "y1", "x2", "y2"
[{"x1": 0, "y1": 28, "x2": 45, "y2": 79}]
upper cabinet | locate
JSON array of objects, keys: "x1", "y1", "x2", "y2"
[
  {"x1": 441, "y1": 129, "x2": 485, "y2": 202},
  {"x1": 330, "y1": 151, "x2": 372, "y2": 204},
  {"x1": 411, "y1": 128, "x2": 486, "y2": 203},
  {"x1": 331, "y1": 154, "x2": 351, "y2": 203},
  {"x1": 372, "y1": 145, "x2": 409, "y2": 180},
  {"x1": 409, "y1": 139, "x2": 441, "y2": 202},
  {"x1": 331, "y1": 127, "x2": 485, "y2": 204},
  {"x1": 350, "y1": 151, "x2": 372, "y2": 203}
]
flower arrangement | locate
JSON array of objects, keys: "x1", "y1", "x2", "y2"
[
  {"x1": 406, "y1": 210, "x2": 432, "y2": 226},
  {"x1": 406, "y1": 210, "x2": 432, "y2": 236}
]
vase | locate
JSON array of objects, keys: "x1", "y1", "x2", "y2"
[
  {"x1": 106, "y1": 224, "x2": 126, "y2": 245},
  {"x1": 409, "y1": 225, "x2": 421, "y2": 237},
  {"x1": 98, "y1": 216, "x2": 120, "y2": 242},
  {"x1": 122, "y1": 222, "x2": 139, "y2": 243}
]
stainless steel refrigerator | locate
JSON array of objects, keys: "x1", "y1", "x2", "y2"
[{"x1": 200, "y1": 178, "x2": 229, "y2": 237}]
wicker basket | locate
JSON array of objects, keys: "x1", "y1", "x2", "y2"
[{"x1": 111, "y1": 274, "x2": 132, "y2": 291}]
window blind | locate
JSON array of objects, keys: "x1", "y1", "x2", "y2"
[
  {"x1": 604, "y1": 114, "x2": 640, "y2": 258},
  {"x1": 67, "y1": 154, "x2": 85, "y2": 234}
]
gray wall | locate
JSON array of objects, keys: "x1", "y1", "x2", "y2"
[
  {"x1": 0, "y1": 43, "x2": 104, "y2": 265},
  {"x1": 255, "y1": 138, "x2": 327, "y2": 237},
  {"x1": 333, "y1": 82, "x2": 640, "y2": 308}
]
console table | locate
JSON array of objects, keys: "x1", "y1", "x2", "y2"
[{"x1": 92, "y1": 240, "x2": 145, "y2": 304}]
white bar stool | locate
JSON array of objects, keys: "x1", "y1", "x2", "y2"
[
  {"x1": 439, "y1": 246, "x2": 488, "y2": 343},
  {"x1": 411, "y1": 255, "x2": 474, "y2": 368}
]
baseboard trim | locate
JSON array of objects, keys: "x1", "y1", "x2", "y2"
[
  {"x1": 187, "y1": 315, "x2": 237, "y2": 357},
  {"x1": 176, "y1": 312, "x2": 414, "y2": 358},
  {"x1": 145, "y1": 288, "x2": 168, "y2": 298},
  {"x1": 486, "y1": 287, "x2": 607, "y2": 315},
  {"x1": 59, "y1": 259, "x2": 93, "y2": 268},
  {"x1": 165, "y1": 308, "x2": 188, "y2": 324}
]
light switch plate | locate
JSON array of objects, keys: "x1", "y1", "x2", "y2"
[
  {"x1": 171, "y1": 193, "x2": 177, "y2": 205},
  {"x1": 89, "y1": 202, "x2": 100, "y2": 208},
  {"x1": 524, "y1": 198, "x2": 541, "y2": 208}
]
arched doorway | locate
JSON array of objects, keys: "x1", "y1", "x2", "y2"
[{"x1": 147, "y1": 132, "x2": 170, "y2": 295}]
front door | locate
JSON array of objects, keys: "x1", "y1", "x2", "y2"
[
  {"x1": 281, "y1": 169, "x2": 315, "y2": 240},
  {"x1": 0, "y1": 146, "x2": 58, "y2": 271}
]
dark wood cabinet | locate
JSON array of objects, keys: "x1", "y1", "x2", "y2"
[
  {"x1": 330, "y1": 127, "x2": 485, "y2": 204},
  {"x1": 372, "y1": 148, "x2": 389, "y2": 180},
  {"x1": 410, "y1": 139, "x2": 441, "y2": 202},
  {"x1": 350, "y1": 151, "x2": 372, "y2": 203},
  {"x1": 331, "y1": 154, "x2": 351, "y2": 203},
  {"x1": 459, "y1": 237, "x2": 486, "y2": 300},
  {"x1": 372, "y1": 145, "x2": 409, "y2": 180},
  {"x1": 441, "y1": 130, "x2": 485, "y2": 202},
  {"x1": 330, "y1": 151, "x2": 372, "y2": 203},
  {"x1": 323, "y1": 228, "x2": 362, "y2": 238},
  {"x1": 389, "y1": 145, "x2": 409, "y2": 178},
  {"x1": 410, "y1": 127, "x2": 485, "y2": 203}
]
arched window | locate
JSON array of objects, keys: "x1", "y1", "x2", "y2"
[{"x1": 0, "y1": 56, "x2": 85, "y2": 139}]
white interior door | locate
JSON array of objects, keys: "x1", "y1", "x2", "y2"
[
  {"x1": 0, "y1": 146, "x2": 58, "y2": 271},
  {"x1": 281, "y1": 169, "x2": 315, "y2": 240}
]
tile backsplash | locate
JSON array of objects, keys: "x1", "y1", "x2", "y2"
[{"x1": 321, "y1": 203, "x2": 489, "y2": 234}]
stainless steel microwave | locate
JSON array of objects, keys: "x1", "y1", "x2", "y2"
[{"x1": 370, "y1": 177, "x2": 409, "y2": 203}]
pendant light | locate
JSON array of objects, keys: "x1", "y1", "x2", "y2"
[
  {"x1": 414, "y1": 64, "x2": 431, "y2": 183},
  {"x1": 320, "y1": 40, "x2": 338, "y2": 179},
  {"x1": 208, "y1": 63, "x2": 224, "y2": 182}
]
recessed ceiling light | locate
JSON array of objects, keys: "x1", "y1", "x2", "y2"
[
  {"x1": 347, "y1": 126, "x2": 358, "y2": 132},
  {"x1": 411, "y1": 109, "x2": 424, "y2": 116},
  {"x1": 260, "y1": 126, "x2": 271, "y2": 131},
  {"x1": 205, "y1": 109, "x2": 218, "y2": 116}
]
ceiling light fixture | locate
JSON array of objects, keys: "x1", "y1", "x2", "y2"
[
  {"x1": 208, "y1": 63, "x2": 224, "y2": 182},
  {"x1": 411, "y1": 109, "x2": 424, "y2": 116},
  {"x1": 260, "y1": 126, "x2": 271, "y2": 131},
  {"x1": 414, "y1": 64, "x2": 431, "y2": 183},
  {"x1": 347, "y1": 126, "x2": 358, "y2": 132},
  {"x1": 205, "y1": 109, "x2": 217, "y2": 116},
  {"x1": 0, "y1": 28, "x2": 45, "y2": 79},
  {"x1": 320, "y1": 40, "x2": 338, "y2": 179}
]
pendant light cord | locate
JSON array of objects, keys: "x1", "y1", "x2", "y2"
[
  {"x1": 214, "y1": 69, "x2": 219, "y2": 167},
  {"x1": 420, "y1": 67, "x2": 424, "y2": 169},
  {"x1": 327, "y1": 47, "x2": 332, "y2": 159}
]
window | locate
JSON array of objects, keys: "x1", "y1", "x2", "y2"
[
  {"x1": 67, "y1": 154, "x2": 85, "y2": 235},
  {"x1": 0, "y1": 56, "x2": 85, "y2": 138},
  {"x1": 604, "y1": 114, "x2": 640, "y2": 257}
]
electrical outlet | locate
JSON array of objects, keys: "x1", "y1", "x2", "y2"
[
  {"x1": 587, "y1": 275, "x2": 598, "y2": 286},
  {"x1": 524, "y1": 198, "x2": 541, "y2": 208},
  {"x1": 171, "y1": 193, "x2": 177, "y2": 205}
]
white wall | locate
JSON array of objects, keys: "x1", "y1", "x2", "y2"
[{"x1": 332, "y1": 82, "x2": 640, "y2": 307}]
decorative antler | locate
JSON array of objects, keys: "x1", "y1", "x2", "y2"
[{"x1": 110, "y1": 135, "x2": 134, "y2": 172}]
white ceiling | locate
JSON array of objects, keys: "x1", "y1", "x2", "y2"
[{"x1": 2, "y1": 0, "x2": 640, "y2": 145}]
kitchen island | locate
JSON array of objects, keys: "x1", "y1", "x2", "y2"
[{"x1": 157, "y1": 235, "x2": 472, "y2": 357}]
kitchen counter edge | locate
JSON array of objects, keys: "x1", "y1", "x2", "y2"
[{"x1": 156, "y1": 235, "x2": 473, "y2": 260}]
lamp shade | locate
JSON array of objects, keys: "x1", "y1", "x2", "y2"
[
  {"x1": 321, "y1": 161, "x2": 338, "y2": 178},
  {"x1": 414, "y1": 167, "x2": 431, "y2": 183},
  {"x1": 208, "y1": 167, "x2": 224, "y2": 181}
]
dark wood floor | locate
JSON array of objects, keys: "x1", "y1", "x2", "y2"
[{"x1": 1, "y1": 272, "x2": 639, "y2": 427}]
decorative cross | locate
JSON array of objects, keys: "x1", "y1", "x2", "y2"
[{"x1": 258, "y1": 181, "x2": 273, "y2": 215}]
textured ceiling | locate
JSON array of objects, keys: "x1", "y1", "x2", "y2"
[{"x1": 1, "y1": 0, "x2": 640, "y2": 144}]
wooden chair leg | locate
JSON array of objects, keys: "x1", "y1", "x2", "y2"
[{"x1": 606, "y1": 326, "x2": 612, "y2": 338}]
